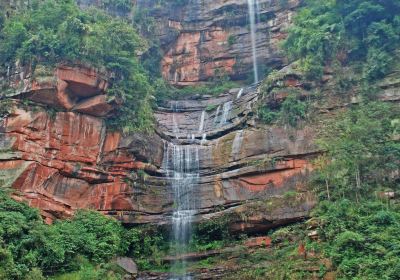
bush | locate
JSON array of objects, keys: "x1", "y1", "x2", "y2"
[
  {"x1": 313, "y1": 200, "x2": 400, "y2": 279},
  {"x1": 124, "y1": 226, "x2": 169, "y2": 270},
  {"x1": 257, "y1": 105, "x2": 279, "y2": 124},
  {"x1": 280, "y1": 94, "x2": 307, "y2": 127},
  {"x1": 315, "y1": 102, "x2": 400, "y2": 201},
  {"x1": 0, "y1": 190, "x2": 126, "y2": 279}
]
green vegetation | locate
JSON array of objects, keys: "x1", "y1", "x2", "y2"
[
  {"x1": 314, "y1": 200, "x2": 400, "y2": 279},
  {"x1": 123, "y1": 226, "x2": 169, "y2": 270},
  {"x1": 100, "y1": 0, "x2": 133, "y2": 14},
  {"x1": 223, "y1": 101, "x2": 400, "y2": 279},
  {"x1": 0, "y1": 189, "x2": 127, "y2": 279},
  {"x1": 257, "y1": 92, "x2": 308, "y2": 127},
  {"x1": 227, "y1": 35, "x2": 236, "y2": 46},
  {"x1": 315, "y1": 102, "x2": 400, "y2": 201},
  {"x1": 0, "y1": 0, "x2": 154, "y2": 133},
  {"x1": 283, "y1": 0, "x2": 400, "y2": 81}
]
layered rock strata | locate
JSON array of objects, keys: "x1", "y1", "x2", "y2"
[
  {"x1": 1, "y1": 64, "x2": 319, "y2": 229},
  {"x1": 136, "y1": 0, "x2": 301, "y2": 85}
]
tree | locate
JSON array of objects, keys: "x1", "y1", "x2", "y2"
[{"x1": 316, "y1": 102, "x2": 400, "y2": 201}]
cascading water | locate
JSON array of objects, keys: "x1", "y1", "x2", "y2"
[
  {"x1": 213, "y1": 105, "x2": 221, "y2": 125},
  {"x1": 198, "y1": 111, "x2": 206, "y2": 132},
  {"x1": 219, "y1": 101, "x2": 232, "y2": 126},
  {"x1": 163, "y1": 105, "x2": 201, "y2": 279},
  {"x1": 237, "y1": 88, "x2": 244, "y2": 99},
  {"x1": 212, "y1": 101, "x2": 233, "y2": 128},
  {"x1": 247, "y1": 0, "x2": 260, "y2": 83},
  {"x1": 164, "y1": 92, "x2": 236, "y2": 278}
]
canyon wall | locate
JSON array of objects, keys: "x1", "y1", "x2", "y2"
[
  {"x1": 137, "y1": 0, "x2": 301, "y2": 85},
  {"x1": 2, "y1": 60, "x2": 399, "y2": 231},
  {"x1": 3, "y1": 0, "x2": 399, "y2": 234},
  {"x1": 0, "y1": 63, "x2": 318, "y2": 230}
]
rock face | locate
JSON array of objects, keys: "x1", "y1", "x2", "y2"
[
  {"x1": 0, "y1": 65, "x2": 164, "y2": 223},
  {"x1": 0, "y1": 64, "x2": 319, "y2": 229},
  {"x1": 3, "y1": 60, "x2": 399, "y2": 228},
  {"x1": 136, "y1": 0, "x2": 301, "y2": 85}
]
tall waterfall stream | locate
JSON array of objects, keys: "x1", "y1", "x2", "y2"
[
  {"x1": 160, "y1": 1, "x2": 262, "y2": 276},
  {"x1": 247, "y1": 0, "x2": 260, "y2": 83}
]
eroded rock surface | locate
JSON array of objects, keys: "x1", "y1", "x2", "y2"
[
  {"x1": 137, "y1": 0, "x2": 301, "y2": 85},
  {"x1": 0, "y1": 64, "x2": 319, "y2": 229}
]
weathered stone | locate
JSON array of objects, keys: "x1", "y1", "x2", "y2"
[
  {"x1": 72, "y1": 94, "x2": 114, "y2": 117},
  {"x1": 137, "y1": 0, "x2": 301, "y2": 85},
  {"x1": 115, "y1": 257, "x2": 138, "y2": 275}
]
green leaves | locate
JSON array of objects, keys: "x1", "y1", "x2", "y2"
[
  {"x1": 316, "y1": 102, "x2": 400, "y2": 200},
  {"x1": 0, "y1": 190, "x2": 127, "y2": 279},
  {"x1": 0, "y1": 0, "x2": 154, "y2": 133},
  {"x1": 313, "y1": 200, "x2": 400, "y2": 280},
  {"x1": 283, "y1": 0, "x2": 400, "y2": 82}
]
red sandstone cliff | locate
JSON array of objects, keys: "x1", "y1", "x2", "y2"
[{"x1": 0, "y1": 63, "x2": 319, "y2": 230}]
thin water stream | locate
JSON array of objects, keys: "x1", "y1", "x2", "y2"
[{"x1": 247, "y1": 0, "x2": 260, "y2": 83}]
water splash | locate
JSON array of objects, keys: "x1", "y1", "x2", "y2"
[
  {"x1": 247, "y1": 0, "x2": 260, "y2": 83},
  {"x1": 201, "y1": 133, "x2": 207, "y2": 145},
  {"x1": 213, "y1": 105, "x2": 221, "y2": 125}
]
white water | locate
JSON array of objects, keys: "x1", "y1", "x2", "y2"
[
  {"x1": 163, "y1": 142, "x2": 200, "y2": 280},
  {"x1": 163, "y1": 103, "x2": 202, "y2": 279},
  {"x1": 201, "y1": 133, "x2": 207, "y2": 145},
  {"x1": 198, "y1": 111, "x2": 206, "y2": 132},
  {"x1": 247, "y1": 0, "x2": 260, "y2": 83},
  {"x1": 219, "y1": 101, "x2": 232, "y2": 126},
  {"x1": 237, "y1": 88, "x2": 244, "y2": 99},
  {"x1": 213, "y1": 105, "x2": 221, "y2": 125}
]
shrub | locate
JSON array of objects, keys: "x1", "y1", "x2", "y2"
[{"x1": 0, "y1": 190, "x2": 126, "y2": 279}]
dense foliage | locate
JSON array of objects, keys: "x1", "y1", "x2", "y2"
[
  {"x1": 283, "y1": 0, "x2": 400, "y2": 81},
  {"x1": 315, "y1": 200, "x2": 400, "y2": 279},
  {"x1": 0, "y1": 0, "x2": 154, "y2": 132},
  {"x1": 0, "y1": 189, "x2": 127, "y2": 279},
  {"x1": 315, "y1": 102, "x2": 400, "y2": 201}
]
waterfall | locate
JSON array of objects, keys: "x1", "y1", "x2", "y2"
[
  {"x1": 212, "y1": 101, "x2": 233, "y2": 128},
  {"x1": 237, "y1": 88, "x2": 244, "y2": 99},
  {"x1": 201, "y1": 133, "x2": 207, "y2": 145},
  {"x1": 163, "y1": 142, "x2": 200, "y2": 280},
  {"x1": 162, "y1": 103, "x2": 202, "y2": 279},
  {"x1": 219, "y1": 101, "x2": 232, "y2": 126},
  {"x1": 213, "y1": 105, "x2": 221, "y2": 125},
  {"x1": 247, "y1": 0, "x2": 260, "y2": 83},
  {"x1": 198, "y1": 111, "x2": 206, "y2": 132}
]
